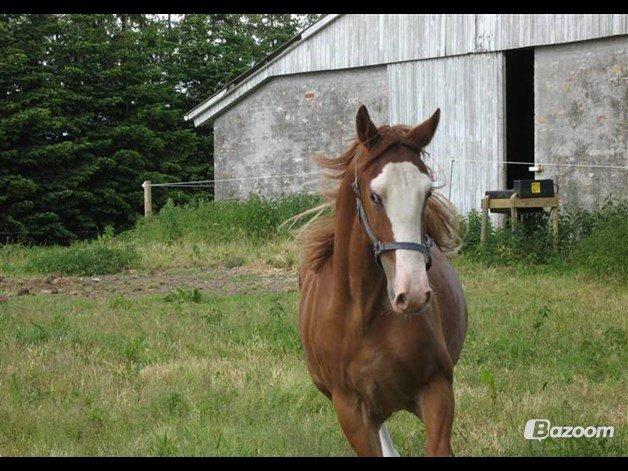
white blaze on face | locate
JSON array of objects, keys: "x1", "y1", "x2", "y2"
[{"x1": 370, "y1": 162, "x2": 433, "y2": 313}]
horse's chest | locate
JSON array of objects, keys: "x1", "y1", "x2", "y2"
[{"x1": 348, "y1": 347, "x2": 422, "y2": 413}]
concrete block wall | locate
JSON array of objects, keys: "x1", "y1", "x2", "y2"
[
  {"x1": 213, "y1": 66, "x2": 389, "y2": 200},
  {"x1": 535, "y1": 36, "x2": 628, "y2": 211},
  {"x1": 213, "y1": 35, "x2": 628, "y2": 211}
]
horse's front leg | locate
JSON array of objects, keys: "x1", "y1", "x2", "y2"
[
  {"x1": 332, "y1": 391, "x2": 382, "y2": 456},
  {"x1": 416, "y1": 374, "x2": 455, "y2": 456}
]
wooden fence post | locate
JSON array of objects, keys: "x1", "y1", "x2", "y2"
[
  {"x1": 142, "y1": 180, "x2": 152, "y2": 217},
  {"x1": 480, "y1": 196, "x2": 489, "y2": 246},
  {"x1": 509, "y1": 193, "x2": 518, "y2": 233}
]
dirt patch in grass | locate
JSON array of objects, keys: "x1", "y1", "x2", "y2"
[{"x1": 0, "y1": 266, "x2": 298, "y2": 300}]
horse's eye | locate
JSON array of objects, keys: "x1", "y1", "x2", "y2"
[{"x1": 370, "y1": 191, "x2": 381, "y2": 205}]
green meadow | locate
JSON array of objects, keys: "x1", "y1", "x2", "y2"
[{"x1": 0, "y1": 196, "x2": 626, "y2": 456}]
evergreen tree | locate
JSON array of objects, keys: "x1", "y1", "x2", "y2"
[
  {"x1": 0, "y1": 14, "x2": 73, "y2": 243},
  {"x1": 0, "y1": 13, "x2": 320, "y2": 245}
]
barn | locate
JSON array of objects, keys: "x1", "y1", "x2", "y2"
[{"x1": 184, "y1": 14, "x2": 628, "y2": 213}]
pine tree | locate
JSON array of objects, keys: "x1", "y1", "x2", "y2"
[
  {"x1": 0, "y1": 14, "x2": 318, "y2": 245},
  {"x1": 0, "y1": 14, "x2": 76, "y2": 244}
]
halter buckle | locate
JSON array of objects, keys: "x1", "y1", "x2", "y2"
[{"x1": 373, "y1": 240, "x2": 383, "y2": 258}]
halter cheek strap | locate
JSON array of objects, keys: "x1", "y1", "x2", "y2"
[{"x1": 352, "y1": 179, "x2": 433, "y2": 270}]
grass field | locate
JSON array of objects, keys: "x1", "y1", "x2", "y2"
[
  {"x1": 0, "y1": 196, "x2": 626, "y2": 456},
  {"x1": 0, "y1": 259, "x2": 625, "y2": 456}
]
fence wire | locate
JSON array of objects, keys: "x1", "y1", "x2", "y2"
[{"x1": 148, "y1": 158, "x2": 627, "y2": 188}]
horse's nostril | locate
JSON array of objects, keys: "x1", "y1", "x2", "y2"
[{"x1": 395, "y1": 293, "x2": 408, "y2": 310}]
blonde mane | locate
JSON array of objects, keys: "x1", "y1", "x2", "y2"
[{"x1": 297, "y1": 126, "x2": 463, "y2": 273}]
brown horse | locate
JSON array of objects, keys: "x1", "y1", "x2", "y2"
[{"x1": 297, "y1": 105, "x2": 467, "y2": 457}]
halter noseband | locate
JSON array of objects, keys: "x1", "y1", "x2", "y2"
[{"x1": 352, "y1": 142, "x2": 434, "y2": 270}]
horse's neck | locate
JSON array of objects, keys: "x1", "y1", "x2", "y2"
[{"x1": 330, "y1": 182, "x2": 387, "y2": 322}]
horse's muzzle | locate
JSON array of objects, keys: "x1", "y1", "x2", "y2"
[{"x1": 390, "y1": 284, "x2": 432, "y2": 314}]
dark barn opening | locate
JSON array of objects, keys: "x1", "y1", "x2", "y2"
[{"x1": 505, "y1": 48, "x2": 535, "y2": 189}]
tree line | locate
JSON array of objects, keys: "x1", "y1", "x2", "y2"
[{"x1": 0, "y1": 14, "x2": 318, "y2": 245}]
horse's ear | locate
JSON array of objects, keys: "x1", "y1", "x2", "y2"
[
  {"x1": 407, "y1": 108, "x2": 440, "y2": 148},
  {"x1": 356, "y1": 105, "x2": 379, "y2": 149}
]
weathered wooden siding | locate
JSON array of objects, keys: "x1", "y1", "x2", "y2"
[
  {"x1": 188, "y1": 14, "x2": 628, "y2": 125},
  {"x1": 475, "y1": 14, "x2": 628, "y2": 52},
  {"x1": 388, "y1": 53, "x2": 505, "y2": 214}
]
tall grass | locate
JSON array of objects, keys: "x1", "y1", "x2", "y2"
[
  {"x1": 24, "y1": 243, "x2": 140, "y2": 277},
  {"x1": 0, "y1": 195, "x2": 322, "y2": 276},
  {"x1": 127, "y1": 194, "x2": 320, "y2": 245},
  {"x1": 1, "y1": 194, "x2": 625, "y2": 279},
  {"x1": 1, "y1": 227, "x2": 140, "y2": 277},
  {"x1": 462, "y1": 199, "x2": 628, "y2": 281},
  {"x1": 120, "y1": 194, "x2": 322, "y2": 271}
]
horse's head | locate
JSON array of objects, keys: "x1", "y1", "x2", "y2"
[{"x1": 353, "y1": 105, "x2": 441, "y2": 315}]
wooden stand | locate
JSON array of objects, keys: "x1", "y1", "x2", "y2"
[{"x1": 480, "y1": 195, "x2": 559, "y2": 250}]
